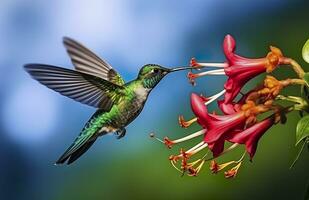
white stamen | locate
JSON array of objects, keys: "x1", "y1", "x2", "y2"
[
  {"x1": 188, "y1": 142, "x2": 208, "y2": 154},
  {"x1": 172, "y1": 129, "x2": 206, "y2": 144},
  {"x1": 185, "y1": 141, "x2": 206, "y2": 153},
  {"x1": 197, "y1": 69, "x2": 226, "y2": 76},
  {"x1": 205, "y1": 89, "x2": 226, "y2": 105},
  {"x1": 173, "y1": 141, "x2": 208, "y2": 159},
  {"x1": 222, "y1": 143, "x2": 239, "y2": 154},
  {"x1": 198, "y1": 62, "x2": 228, "y2": 68},
  {"x1": 205, "y1": 143, "x2": 240, "y2": 162}
]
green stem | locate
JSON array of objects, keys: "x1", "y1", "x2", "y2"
[
  {"x1": 290, "y1": 140, "x2": 306, "y2": 169},
  {"x1": 289, "y1": 78, "x2": 306, "y2": 85},
  {"x1": 276, "y1": 95, "x2": 309, "y2": 112},
  {"x1": 282, "y1": 58, "x2": 306, "y2": 78}
]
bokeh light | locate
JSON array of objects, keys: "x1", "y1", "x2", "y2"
[{"x1": 2, "y1": 82, "x2": 59, "y2": 145}]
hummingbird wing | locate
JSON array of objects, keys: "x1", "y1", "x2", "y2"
[
  {"x1": 24, "y1": 64, "x2": 123, "y2": 111},
  {"x1": 63, "y1": 37, "x2": 125, "y2": 86}
]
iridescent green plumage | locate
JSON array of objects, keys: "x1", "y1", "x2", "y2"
[{"x1": 24, "y1": 37, "x2": 193, "y2": 164}]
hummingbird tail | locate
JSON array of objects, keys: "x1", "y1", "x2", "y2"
[
  {"x1": 55, "y1": 137, "x2": 97, "y2": 165},
  {"x1": 55, "y1": 109, "x2": 110, "y2": 165}
]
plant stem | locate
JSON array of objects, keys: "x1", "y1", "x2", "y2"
[
  {"x1": 289, "y1": 79, "x2": 306, "y2": 85},
  {"x1": 282, "y1": 58, "x2": 305, "y2": 78},
  {"x1": 290, "y1": 140, "x2": 306, "y2": 169},
  {"x1": 276, "y1": 95, "x2": 309, "y2": 112}
]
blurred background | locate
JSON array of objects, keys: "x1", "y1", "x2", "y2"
[{"x1": 1, "y1": 0, "x2": 309, "y2": 199}]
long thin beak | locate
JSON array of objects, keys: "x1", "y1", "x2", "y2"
[{"x1": 168, "y1": 66, "x2": 194, "y2": 72}]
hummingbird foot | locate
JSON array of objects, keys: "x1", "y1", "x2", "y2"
[{"x1": 115, "y1": 128, "x2": 126, "y2": 139}]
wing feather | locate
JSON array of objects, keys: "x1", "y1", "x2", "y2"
[
  {"x1": 24, "y1": 64, "x2": 123, "y2": 111},
  {"x1": 63, "y1": 37, "x2": 125, "y2": 85}
]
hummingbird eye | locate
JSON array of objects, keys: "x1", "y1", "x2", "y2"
[{"x1": 152, "y1": 68, "x2": 159, "y2": 73}]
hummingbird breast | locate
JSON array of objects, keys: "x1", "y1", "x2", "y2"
[{"x1": 109, "y1": 84, "x2": 151, "y2": 128}]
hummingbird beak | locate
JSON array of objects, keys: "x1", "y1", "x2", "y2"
[{"x1": 166, "y1": 66, "x2": 194, "y2": 74}]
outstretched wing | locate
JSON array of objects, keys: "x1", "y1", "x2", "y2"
[
  {"x1": 63, "y1": 37, "x2": 125, "y2": 86},
  {"x1": 24, "y1": 64, "x2": 123, "y2": 111}
]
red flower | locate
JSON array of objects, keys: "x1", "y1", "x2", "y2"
[
  {"x1": 152, "y1": 34, "x2": 305, "y2": 178},
  {"x1": 153, "y1": 91, "x2": 280, "y2": 177},
  {"x1": 222, "y1": 34, "x2": 284, "y2": 103},
  {"x1": 191, "y1": 93, "x2": 247, "y2": 156},
  {"x1": 191, "y1": 92, "x2": 271, "y2": 157},
  {"x1": 191, "y1": 93, "x2": 247, "y2": 141},
  {"x1": 189, "y1": 34, "x2": 285, "y2": 104},
  {"x1": 217, "y1": 87, "x2": 259, "y2": 115},
  {"x1": 227, "y1": 116, "x2": 276, "y2": 160}
]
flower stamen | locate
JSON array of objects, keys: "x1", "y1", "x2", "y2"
[
  {"x1": 163, "y1": 137, "x2": 174, "y2": 149},
  {"x1": 187, "y1": 159, "x2": 206, "y2": 176},
  {"x1": 224, "y1": 162, "x2": 242, "y2": 178},
  {"x1": 149, "y1": 132, "x2": 165, "y2": 143},
  {"x1": 187, "y1": 142, "x2": 208, "y2": 155},
  {"x1": 169, "y1": 142, "x2": 208, "y2": 174},
  {"x1": 210, "y1": 160, "x2": 236, "y2": 174},
  {"x1": 224, "y1": 151, "x2": 246, "y2": 178},
  {"x1": 205, "y1": 143, "x2": 239, "y2": 162},
  {"x1": 185, "y1": 141, "x2": 207, "y2": 153},
  {"x1": 190, "y1": 57, "x2": 228, "y2": 68},
  {"x1": 178, "y1": 116, "x2": 197, "y2": 128},
  {"x1": 204, "y1": 89, "x2": 226, "y2": 106},
  {"x1": 164, "y1": 129, "x2": 206, "y2": 149},
  {"x1": 188, "y1": 69, "x2": 225, "y2": 85},
  {"x1": 172, "y1": 151, "x2": 210, "y2": 176},
  {"x1": 170, "y1": 159, "x2": 183, "y2": 173}
]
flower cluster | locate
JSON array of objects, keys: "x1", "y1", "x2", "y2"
[{"x1": 152, "y1": 34, "x2": 306, "y2": 178}]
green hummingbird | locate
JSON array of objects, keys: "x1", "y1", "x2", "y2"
[{"x1": 24, "y1": 37, "x2": 193, "y2": 165}]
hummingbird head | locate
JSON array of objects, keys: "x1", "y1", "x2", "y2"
[{"x1": 138, "y1": 64, "x2": 194, "y2": 89}]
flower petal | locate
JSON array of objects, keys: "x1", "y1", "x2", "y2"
[{"x1": 228, "y1": 116, "x2": 275, "y2": 159}]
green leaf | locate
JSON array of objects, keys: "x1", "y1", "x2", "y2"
[
  {"x1": 302, "y1": 38, "x2": 309, "y2": 64},
  {"x1": 296, "y1": 115, "x2": 309, "y2": 145},
  {"x1": 303, "y1": 73, "x2": 309, "y2": 88}
]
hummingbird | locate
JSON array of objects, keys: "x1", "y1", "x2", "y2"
[{"x1": 24, "y1": 37, "x2": 193, "y2": 165}]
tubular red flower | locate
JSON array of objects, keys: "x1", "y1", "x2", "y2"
[
  {"x1": 191, "y1": 93, "x2": 247, "y2": 156},
  {"x1": 217, "y1": 100, "x2": 242, "y2": 115},
  {"x1": 222, "y1": 34, "x2": 283, "y2": 103},
  {"x1": 227, "y1": 116, "x2": 276, "y2": 160},
  {"x1": 189, "y1": 35, "x2": 284, "y2": 105},
  {"x1": 217, "y1": 87, "x2": 260, "y2": 115},
  {"x1": 191, "y1": 93, "x2": 246, "y2": 142}
]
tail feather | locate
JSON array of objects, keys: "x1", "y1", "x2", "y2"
[
  {"x1": 67, "y1": 138, "x2": 97, "y2": 164},
  {"x1": 55, "y1": 109, "x2": 108, "y2": 165},
  {"x1": 55, "y1": 137, "x2": 97, "y2": 165}
]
